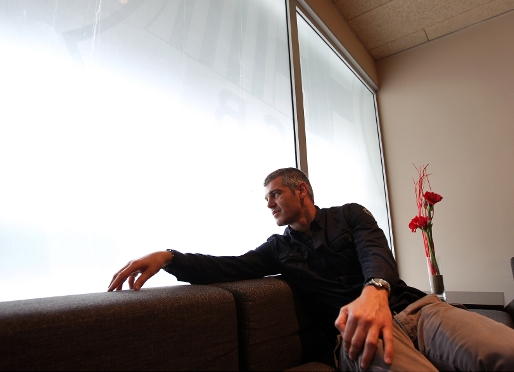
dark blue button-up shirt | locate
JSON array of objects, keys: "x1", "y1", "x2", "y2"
[{"x1": 165, "y1": 203, "x2": 425, "y2": 338}]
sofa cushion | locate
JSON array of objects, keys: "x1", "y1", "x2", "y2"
[
  {"x1": 468, "y1": 309, "x2": 514, "y2": 328},
  {"x1": 0, "y1": 285, "x2": 238, "y2": 371}
]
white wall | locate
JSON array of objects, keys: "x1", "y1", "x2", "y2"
[{"x1": 377, "y1": 10, "x2": 514, "y2": 304}]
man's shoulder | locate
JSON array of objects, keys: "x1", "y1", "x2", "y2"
[
  {"x1": 264, "y1": 231, "x2": 294, "y2": 251},
  {"x1": 322, "y1": 203, "x2": 374, "y2": 217},
  {"x1": 318, "y1": 203, "x2": 362, "y2": 211},
  {"x1": 315, "y1": 203, "x2": 377, "y2": 229},
  {"x1": 316, "y1": 203, "x2": 363, "y2": 218},
  {"x1": 266, "y1": 231, "x2": 291, "y2": 244}
]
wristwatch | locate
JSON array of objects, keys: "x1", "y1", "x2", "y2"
[{"x1": 365, "y1": 278, "x2": 391, "y2": 296}]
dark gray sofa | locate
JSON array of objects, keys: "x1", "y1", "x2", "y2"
[
  {"x1": 0, "y1": 277, "x2": 335, "y2": 371},
  {"x1": 1, "y1": 276, "x2": 512, "y2": 371}
]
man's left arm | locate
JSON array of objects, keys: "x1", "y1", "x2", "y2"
[{"x1": 335, "y1": 203, "x2": 398, "y2": 369}]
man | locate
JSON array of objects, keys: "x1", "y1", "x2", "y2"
[{"x1": 108, "y1": 168, "x2": 514, "y2": 371}]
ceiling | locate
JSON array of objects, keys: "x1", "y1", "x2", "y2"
[{"x1": 330, "y1": 0, "x2": 514, "y2": 60}]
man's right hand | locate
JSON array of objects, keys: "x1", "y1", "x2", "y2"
[{"x1": 107, "y1": 251, "x2": 173, "y2": 292}]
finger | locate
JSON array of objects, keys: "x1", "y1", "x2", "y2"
[
  {"x1": 109, "y1": 270, "x2": 132, "y2": 292},
  {"x1": 128, "y1": 274, "x2": 136, "y2": 290},
  {"x1": 359, "y1": 327, "x2": 380, "y2": 369},
  {"x1": 347, "y1": 324, "x2": 368, "y2": 361},
  {"x1": 108, "y1": 262, "x2": 131, "y2": 289},
  {"x1": 116, "y1": 268, "x2": 142, "y2": 291},
  {"x1": 335, "y1": 307, "x2": 348, "y2": 333},
  {"x1": 343, "y1": 316, "x2": 362, "y2": 355},
  {"x1": 107, "y1": 273, "x2": 122, "y2": 292},
  {"x1": 382, "y1": 324, "x2": 394, "y2": 365},
  {"x1": 133, "y1": 267, "x2": 159, "y2": 291},
  {"x1": 115, "y1": 281, "x2": 124, "y2": 291},
  {"x1": 108, "y1": 271, "x2": 129, "y2": 292},
  {"x1": 109, "y1": 271, "x2": 122, "y2": 289},
  {"x1": 115, "y1": 270, "x2": 136, "y2": 291}
]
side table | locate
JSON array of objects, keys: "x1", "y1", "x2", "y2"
[{"x1": 444, "y1": 291, "x2": 505, "y2": 310}]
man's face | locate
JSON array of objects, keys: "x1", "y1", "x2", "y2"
[{"x1": 264, "y1": 176, "x2": 302, "y2": 226}]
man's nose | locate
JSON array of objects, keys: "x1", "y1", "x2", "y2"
[{"x1": 267, "y1": 198, "x2": 275, "y2": 209}]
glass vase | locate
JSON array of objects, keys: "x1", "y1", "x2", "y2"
[
  {"x1": 427, "y1": 257, "x2": 446, "y2": 301},
  {"x1": 429, "y1": 274, "x2": 446, "y2": 301}
]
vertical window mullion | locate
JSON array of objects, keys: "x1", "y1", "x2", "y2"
[{"x1": 285, "y1": 0, "x2": 309, "y2": 176}]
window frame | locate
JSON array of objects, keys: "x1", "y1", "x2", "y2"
[{"x1": 286, "y1": 0, "x2": 395, "y2": 255}]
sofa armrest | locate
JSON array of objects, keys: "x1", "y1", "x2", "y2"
[
  {"x1": 505, "y1": 299, "x2": 514, "y2": 326},
  {"x1": 0, "y1": 285, "x2": 238, "y2": 371}
]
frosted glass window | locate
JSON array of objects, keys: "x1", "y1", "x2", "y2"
[
  {"x1": 0, "y1": 0, "x2": 295, "y2": 301},
  {"x1": 297, "y1": 13, "x2": 392, "y2": 247}
]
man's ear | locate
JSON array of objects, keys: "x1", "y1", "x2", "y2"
[{"x1": 298, "y1": 182, "x2": 308, "y2": 199}]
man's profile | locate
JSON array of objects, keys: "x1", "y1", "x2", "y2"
[{"x1": 108, "y1": 167, "x2": 514, "y2": 371}]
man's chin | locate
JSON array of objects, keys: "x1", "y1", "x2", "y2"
[{"x1": 274, "y1": 218, "x2": 287, "y2": 227}]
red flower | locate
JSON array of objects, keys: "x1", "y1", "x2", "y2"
[
  {"x1": 423, "y1": 192, "x2": 443, "y2": 205},
  {"x1": 409, "y1": 215, "x2": 430, "y2": 232}
]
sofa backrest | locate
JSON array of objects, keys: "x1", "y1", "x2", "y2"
[
  {"x1": 0, "y1": 285, "x2": 239, "y2": 371},
  {"x1": 214, "y1": 277, "x2": 332, "y2": 371}
]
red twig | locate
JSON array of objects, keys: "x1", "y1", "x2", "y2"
[
  {"x1": 412, "y1": 164, "x2": 442, "y2": 276},
  {"x1": 413, "y1": 164, "x2": 431, "y2": 257}
]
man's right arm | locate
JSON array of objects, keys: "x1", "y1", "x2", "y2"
[
  {"x1": 107, "y1": 242, "x2": 279, "y2": 291},
  {"x1": 164, "y1": 248, "x2": 278, "y2": 285}
]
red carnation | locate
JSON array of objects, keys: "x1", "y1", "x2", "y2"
[
  {"x1": 409, "y1": 215, "x2": 430, "y2": 232},
  {"x1": 423, "y1": 191, "x2": 443, "y2": 205}
]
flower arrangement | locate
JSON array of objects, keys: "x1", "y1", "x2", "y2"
[{"x1": 408, "y1": 165, "x2": 443, "y2": 276}]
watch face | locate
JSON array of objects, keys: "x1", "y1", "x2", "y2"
[{"x1": 368, "y1": 279, "x2": 390, "y2": 293}]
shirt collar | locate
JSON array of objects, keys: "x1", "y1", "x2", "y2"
[
  {"x1": 312, "y1": 206, "x2": 326, "y2": 230},
  {"x1": 284, "y1": 206, "x2": 326, "y2": 236}
]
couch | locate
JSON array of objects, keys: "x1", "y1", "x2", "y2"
[
  {"x1": 1, "y1": 276, "x2": 513, "y2": 371},
  {"x1": 0, "y1": 277, "x2": 335, "y2": 371}
]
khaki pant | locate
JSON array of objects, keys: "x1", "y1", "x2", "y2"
[{"x1": 336, "y1": 294, "x2": 514, "y2": 371}]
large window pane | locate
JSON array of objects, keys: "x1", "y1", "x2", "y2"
[
  {"x1": 296, "y1": 13, "x2": 392, "y2": 247},
  {"x1": 0, "y1": 0, "x2": 295, "y2": 301}
]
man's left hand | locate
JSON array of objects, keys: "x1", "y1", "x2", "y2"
[{"x1": 334, "y1": 285, "x2": 394, "y2": 369}]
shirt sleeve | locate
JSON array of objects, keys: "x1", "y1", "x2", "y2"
[
  {"x1": 162, "y1": 242, "x2": 280, "y2": 285},
  {"x1": 344, "y1": 203, "x2": 399, "y2": 289}
]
